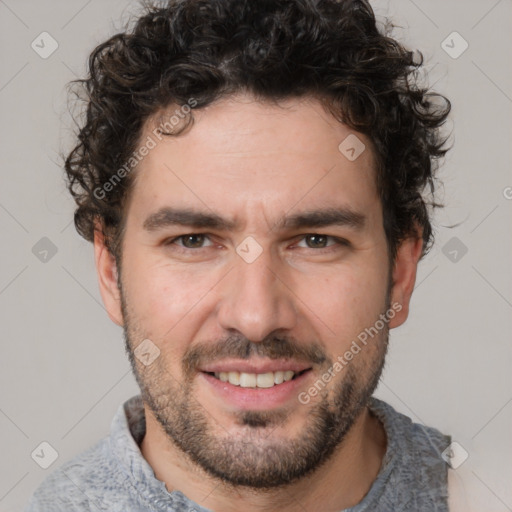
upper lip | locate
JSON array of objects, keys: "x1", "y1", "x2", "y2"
[{"x1": 199, "y1": 359, "x2": 312, "y2": 374}]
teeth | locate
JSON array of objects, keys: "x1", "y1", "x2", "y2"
[
  {"x1": 274, "y1": 371, "x2": 284, "y2": 384},
  {"x1": 228, "y1": 371, "x2": 240, "y2": 386},
  {"x1": 283, "y1": 370, "x2": 295, "y2": 382},
  {"x1": 212, "y1": 370, "x2": 299, "y2": 388},
  {"x1": 239, "y1": 372, "x2": 257, "y2": 387},
  {"x1": 256, "y1": 372, "x2": 275, "y2": 388}
]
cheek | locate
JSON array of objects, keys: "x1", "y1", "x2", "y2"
[
  {"x1": 126, "y1": 257, "x2": 218, "y2": 331},
  {"x1": 298, "y1": 261, "x2": 389, "y2": 342}
]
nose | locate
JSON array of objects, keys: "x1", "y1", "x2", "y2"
[{"x1": 216, "y1": 247, "x2": 298, "y2": 342}]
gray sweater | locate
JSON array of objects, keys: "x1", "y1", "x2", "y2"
[{"x1": 25, "y1": 395, "x2": 451, "y2": 511}]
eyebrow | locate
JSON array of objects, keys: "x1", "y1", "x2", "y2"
[{"x1": 142, "y1": 207, "x2": 366, "y2": 233}]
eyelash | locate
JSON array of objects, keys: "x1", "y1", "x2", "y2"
[{"x1": 163, "y1": 233, "x2": 350, "y2": 254}]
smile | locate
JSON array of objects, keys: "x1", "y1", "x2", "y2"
[
  {"x1": 198, "y1": 359, "x2": 314, "y2": 409},
  {"x1": 206, "y1": 369, "x2": 310, "y2": 388}
]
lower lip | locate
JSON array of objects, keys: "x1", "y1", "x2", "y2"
[{"x1": 200, "y1": 370, "x2": 313, "y2": 410}]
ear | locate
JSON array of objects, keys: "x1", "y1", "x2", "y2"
[
  {"x1": 388, "y1": 233, "x2": 424, "y2": 329},
  {"x1": 93, "y1": 220, "x2": 124, "y2": 326}
]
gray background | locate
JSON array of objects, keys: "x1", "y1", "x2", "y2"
[{"x1": 0, "y1": 0, "x2": 511, "y2": 510}]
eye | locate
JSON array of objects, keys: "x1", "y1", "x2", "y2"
[
  {"x1": 166, "y1": 234, "x2": 214, "y2": 249},
  {"x1": 295, "y1": 234, "x2": 348, "y2": 251},
  {"x1": 163, "y1": 233, "x2": 349, "y2": 255}
]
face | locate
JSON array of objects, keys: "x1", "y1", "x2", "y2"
[{"x1": 96, "y1": 94, "x2": 420, "y2": 488}]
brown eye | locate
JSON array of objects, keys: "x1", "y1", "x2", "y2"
[
  {"x1": 293, "y1": 234, "x2": 350, "y2": 253},
  {"x1": 304, "y1": 234, "x2": 329, "y2": 248},
  {"x1": 180, "y1": 234, "x2": 207, "y2": 248},
  {"x1": 296, "y1": 234, "x2": 343, "y2": 250},
  {"x1": 166, "y1": 234, "x2": 213, "y2": 249}
]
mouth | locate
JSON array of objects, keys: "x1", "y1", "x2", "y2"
[
  {"x1": 203, "y1": 369, "x2": 311, "y2": 389},
  {"x1": 198, "y1": 361, "x2": 314, "y2": 410}
]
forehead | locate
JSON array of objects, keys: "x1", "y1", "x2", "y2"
[{"x1": 127, "y1": 94, "x2": 380, "y2": 229}]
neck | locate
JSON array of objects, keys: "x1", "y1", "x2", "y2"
[{"x1": 140, "y1": 404, "x2": 387, "y2": 512}]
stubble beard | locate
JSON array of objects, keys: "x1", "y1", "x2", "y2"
[{"x1": 118, "y1": 277, "x2": 389, "y2": 489}]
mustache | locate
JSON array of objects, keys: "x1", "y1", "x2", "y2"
[{"x1": 183, "y1": 334, "x2": 329, "y2": 374}]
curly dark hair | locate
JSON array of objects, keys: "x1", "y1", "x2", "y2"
[{"x1": 63, "y1": 0, "x2": 451, "y2": 266}]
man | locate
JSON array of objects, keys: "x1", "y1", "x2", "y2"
[{"x1": 26, "y1": 0, "x2": 462, "y2": 510}]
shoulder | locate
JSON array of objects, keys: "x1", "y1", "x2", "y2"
[
  {"x1": 369, "y1": 397, "x2": 451, "y2": 453},
  {"x1": 26, "y1": 396, "x2": 145, "y2": 511},
  {"x1": 368, "y1": 397, "x2": 452, "y2": 509},
  {"x1": 25, "y1": 437, "x2": 125, "y2": 511}
]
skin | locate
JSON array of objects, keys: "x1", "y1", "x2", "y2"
[{"x1": 94, "y1": 93, "x2": 423, "y2": 511}]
